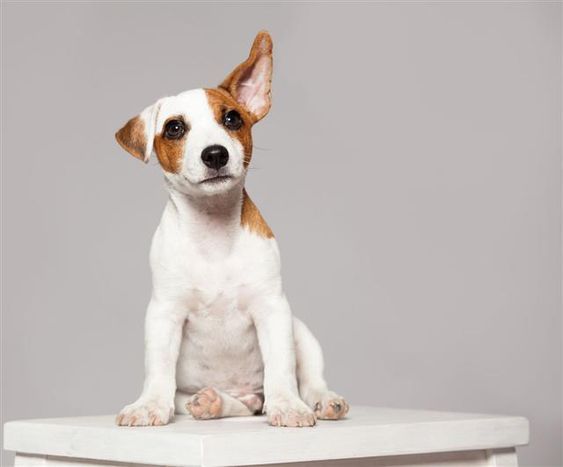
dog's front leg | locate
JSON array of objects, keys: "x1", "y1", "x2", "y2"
[
  {"x1": 251, "y1": 294, "x2": 316, "y2": 427},
  {"x1": 116, "y1": 297, "x2": 186, "y2": 426}
]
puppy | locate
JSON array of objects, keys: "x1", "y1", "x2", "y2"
[{"x1": 115, "y1": 31, "x2": 348, "y2": 428}]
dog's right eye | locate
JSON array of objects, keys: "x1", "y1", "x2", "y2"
[{"x1": 164, "y1": 120, "x2": 186, "y2": 139}]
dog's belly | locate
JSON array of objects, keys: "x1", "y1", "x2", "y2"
[{"x1": 175, "y1": 302, "x2": 264, "y2": 397}]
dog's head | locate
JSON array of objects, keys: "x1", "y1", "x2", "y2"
[{"x1": 115, "y1": 31, "x2": 272, "y2": 196}]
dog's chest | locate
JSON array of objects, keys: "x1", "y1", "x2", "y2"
[
  {"x1": 177, "y1": 289, "x2": 264, "y2": 395},
  {"x1": 153, "y1": 214, "x2": 279, "y2": 308},
  {"x1": 178, "y1": 254, "x2": 262, "y2": 373},
  {"x1": 167, "y1": 248, "x2": 268, "y2": 313},
  {"x1": 154, "y1": 202, "x2": 278, "y2": 394}
]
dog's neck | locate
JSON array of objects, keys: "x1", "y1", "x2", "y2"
[{"x1": 166, "y1": 181, "x2": 245, "y2": 253}]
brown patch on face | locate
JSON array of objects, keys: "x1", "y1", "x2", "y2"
[
  {"x1": 115, "y1": 116, "x2": 147, "y2": 162},
  {"x1": 241, "y1": 189, "x2": 274, "y2": 238},
  {"x1": 153, "y1": 116, "x2": 186, "y2": 174},
  {"x1": 205, "y1": 88, "x2": 254, "y2": 166}
]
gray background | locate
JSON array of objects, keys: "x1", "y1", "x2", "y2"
[{"x1": 2, "y1": 2, "x2": 561, "y2": 466}]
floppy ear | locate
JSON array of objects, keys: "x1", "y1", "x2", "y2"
[
  {"x1": 219, "y1": 31, "x2": 273, "y2": 122},
  {"x1": 115, "y1": 102, "x2": 161, "y2": 163}
]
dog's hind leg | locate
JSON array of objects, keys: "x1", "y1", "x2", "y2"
[
  {"x1": 293, "y1": 317, "x2": 349, "y2": 420},
  {"x1": 175, "y1": 388, "x2": 263, "y2": 419}
]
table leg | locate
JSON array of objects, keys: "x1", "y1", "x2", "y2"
[{"x1": 486, "y1": 448, "x2": 518, "y2": 467}]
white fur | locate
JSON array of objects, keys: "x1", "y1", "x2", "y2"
[{"x1": 116, "y1": 88, "x2": 345, "y2": 428}]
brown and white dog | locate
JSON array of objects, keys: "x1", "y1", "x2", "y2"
[{"x1": 114, "y1": 31, "x2": 348, "y2": 428}]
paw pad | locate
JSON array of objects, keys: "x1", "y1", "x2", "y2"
[
  {"x1": 186, "y1": 387, "x2": 223, "y2": 420},
  {"x1": 314, "y1": 397, "x2": 349, "y2": 420}
]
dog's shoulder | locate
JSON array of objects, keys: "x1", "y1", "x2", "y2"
[{"x1": 240, "y1": 189, "x2": 274, "y2": 239}]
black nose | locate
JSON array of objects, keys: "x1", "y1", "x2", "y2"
[{"x1": 201, "y1": 145, "x2": 229, "y2": 170}]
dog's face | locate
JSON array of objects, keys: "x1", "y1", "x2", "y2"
[{"x1": 116, "y1": 31, "x2": 272, "y2": 196}]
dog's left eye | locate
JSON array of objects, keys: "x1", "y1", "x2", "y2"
[
  {"x1": 223, "y1": 110, "x2": 243, "y2": 130},
  {"x1": 164, "y1": 120, "x2": 186, "y2": 139}
]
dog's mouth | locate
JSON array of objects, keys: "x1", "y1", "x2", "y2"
[{"x1": 199, "y1": 175, "x2": 233, "y2": 185}]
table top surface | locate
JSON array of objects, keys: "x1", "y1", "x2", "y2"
[{"x1": 4, "y1": 406, "x2": 529, "y2": 467}]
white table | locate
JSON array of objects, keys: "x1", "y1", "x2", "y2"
[{"x1": 3, "y1": 406, "x2": 529, "y2": 467}]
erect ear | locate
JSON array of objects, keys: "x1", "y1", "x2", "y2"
[
  {"x1": 115, "y1": 101, "x2": 161, "y2": 163},
  {"x1": 219, "y1": 31, "x2": 273, "y2": 122}
]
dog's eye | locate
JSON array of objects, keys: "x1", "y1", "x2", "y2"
[
  {"x1": 164, "y1": 120, "x2": 186, "y2": 139},
  {"x1": 223, "y1": 110, "x2": 243, "y2": 131}
]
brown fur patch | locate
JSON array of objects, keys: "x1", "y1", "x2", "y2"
[
  {"x1": 153, "y1": 116, "x2": 186, "y2": 174},
  {"x1": 219, "y1": 31, "x2": 273, "y2": 122},
  {"x1": 205, "y1": 88, "x2": 254, "y2": 166},
  {"x1": 241, "y1": 189, "x2": 274, "y2": 238},
  {"x1": 115, "y1": 116, "x2": 147, "y2": 162}
]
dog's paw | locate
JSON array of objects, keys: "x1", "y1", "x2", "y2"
[
  {"x1": 266, "y1": 397, "x2": 316, "y2": 427},
  {"x1": 116, "y1": 399, "x2": 173, "y2": 427},
  {"x1": 186, "y1": 387, "x2": 223, "y2": 420},
  {"x1": 313, "y1": 393, "x2": 349, "y2": 420}
]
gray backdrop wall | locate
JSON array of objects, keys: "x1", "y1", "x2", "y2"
[{"x1": 2, "y1": 2, "x2": 561, "y2": 466}]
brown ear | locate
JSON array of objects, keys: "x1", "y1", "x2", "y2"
[
  {"x1": 115, "y1": 102, "x2": 161, "y2": 163},
  {"x1": 115, "y1": 116, "x2": 147, "y2": 162},
  {"x1": 219, "y1": 31, "x2": 273, "y2": 122}
]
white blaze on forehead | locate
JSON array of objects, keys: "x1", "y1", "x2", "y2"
[{"x1": 155, "y1": 89, "x2": 217, "y2": 132}]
